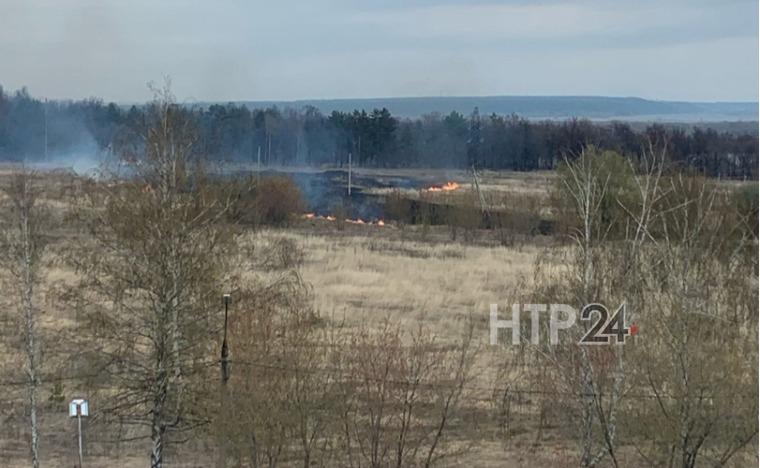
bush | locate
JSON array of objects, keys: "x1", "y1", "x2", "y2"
[
  {"x1": 330, "y1": 201, "x2": 348, "y2": 231},
  {"x1": 732, "y1": 182, "x2": 759, "y2": 239},
  {"x1": 252, "y1": 176, "x2": 305, "y2": 227},
  {"x1": 553, "y1": 146, "x2": 638, "y2": 239},
  {"x1": 384, "y1": 189, "x2": 413, "y2": 225},
  {"x1": 443, "y1": 192, "x2": 482, "y2": 241},
  {"x1": 259, "y1": 236, "x2": 305, "y2": 270}
]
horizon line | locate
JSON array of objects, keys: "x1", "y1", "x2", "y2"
[{"x1": 2, "y1": 85, "x2": 757, "y2": 107}]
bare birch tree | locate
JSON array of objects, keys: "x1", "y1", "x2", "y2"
[
  {"x1": 524, "y1": 146, "x2": 659, "y2": 466},
  {"x1": 625, "y1": 174, "x2": 758, "y2": 467},
  {"x1": 553, "y1": 147, "x2": 628, "y2": 467},
  {"x1": 73, "y1": 81, "x2": 238, "y2": 468},
  {"x1": 0, "y1": 169, "x2": 51, "y2": 468}
]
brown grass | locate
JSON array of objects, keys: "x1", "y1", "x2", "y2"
[
  {"x1": 1, "y1": 168, "x2": 753, "y2": 467},
  {"x1": 245, "y1": 230, "x2": 540, "y2": 337}
]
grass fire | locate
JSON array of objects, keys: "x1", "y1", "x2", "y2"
[{"x1": 423, "y1": 181, "x2": 462, "y2": 192}]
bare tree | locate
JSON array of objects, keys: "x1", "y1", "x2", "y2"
[
  {"x1": 625, "y1": 174, "x2": 758, "y2": 467},
  {"x1": 554, "y1": 147, "x2": 625, "y2": 467},
  {"x1": 73, "y1": 82, "x2": 238, "y2": 468},
  {"x1": 524, "y1": 145, "x2": 662, "y2": 466},
  {"x1": 0, "y1": 169, "x2": 51, "y2": 468},
  {"x1": 525, "y1": 144, "x2": 757, "y2": 467}
]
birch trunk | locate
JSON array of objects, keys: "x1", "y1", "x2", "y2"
[{"x1": 2, "y1": 172, "x2": 45, "y2": 468}]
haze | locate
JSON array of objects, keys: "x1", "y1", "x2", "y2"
[{"x1": 1, "y1": 0, "x2": 757, "y2": 103}]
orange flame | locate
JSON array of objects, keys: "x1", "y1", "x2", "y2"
[{"x1": 424, "y1": 181, "x2": 460, "y2": 192}]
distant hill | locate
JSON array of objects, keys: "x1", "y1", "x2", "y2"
[{"x1": 230, "y1": 96, "x2": 758, "y2": 122}]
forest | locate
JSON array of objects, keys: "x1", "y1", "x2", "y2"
[{"x1": 0, "y1": 86, "x2": 757, "y2": 178}]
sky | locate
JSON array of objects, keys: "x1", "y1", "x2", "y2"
[{"x1": 0, "y1": 0, "x2": 758, "y2": 103}]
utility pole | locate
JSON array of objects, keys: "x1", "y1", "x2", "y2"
[
  {"x1": 257, "y1": 146, "x2": 261, "y2": 182},
  {"x1": 267, "y1": 134, "x2": 272, "y2": 167},
  {"x1": 347, "y1": 152, "x2": 352, "y2": 196},
  {"x1": 471, "y1": 165, "x2": 488, "y2": 213}
]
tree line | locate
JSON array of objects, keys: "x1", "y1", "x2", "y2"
[{"x1": 0, "y1": 86, "x2": 757, "y2": 178}]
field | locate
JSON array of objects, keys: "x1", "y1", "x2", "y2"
[{"x1": 0, "y1": 165, "x2": 756, "y2": 468}]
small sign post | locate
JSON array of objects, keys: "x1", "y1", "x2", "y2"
[{"x1": 69, "y1": 398, "x2": 89, "y2": 468}]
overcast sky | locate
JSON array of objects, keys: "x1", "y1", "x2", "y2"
[{"x1": 1, "y1": 0, "x2": 757, "y2": 103}]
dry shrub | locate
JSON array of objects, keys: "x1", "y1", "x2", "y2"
[
  {"x1": 618, "y1": 176, "x2": 758, "y2": 466},
  {"x1": 258, "y1": 236, "x2": 305, "y2": 270},
  {"x1": 252, "y1": 176, "x2": 305, "y2": 227},
  {"x1": 337, "y1": 318, "x2": 478, "y2": 467},
  {"x1": 732, "y1": 182, "x2": 759, "y2": 240},
  {"x1": 727, "y1": 183, "x2": 759, "y2": 263},
  {"x1": 331, "y1": 201, "x2": 348, "y2": 231},
  {"x1": 489, "y1": 195, "x2": 545, "y2": 246},
  {"x1": 220, "y1": 272, "x2": 331, "y2": 467},
  {"x1": 443, "y1": 191, "x2": 482, "y2": 241},
  {"x1": 384, "y1": 187, "x2": 553, "y2": 244},
  {"x1": 384, "y1": 189, "x2": 414, "y2": 225}
]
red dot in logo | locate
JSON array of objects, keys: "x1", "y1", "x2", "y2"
[{"x1": 630, "y1": 323, "x2": 639, "y2": 336}]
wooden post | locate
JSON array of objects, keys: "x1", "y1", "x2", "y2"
[
  {"x1": 70, "y1": 399, "x2": 88, "y2": 467},
  {"x1": 256, "y1": 146, "x2": 261, "y2": 182},
  {"x1": 77, "y1": 412, "x2": 83, "y2": 468},
  {"x1": 348, "y1": 152, "x2": 352, "y2": 196},
  {"x1": 471, "y1": 165, "x2": 487, "y2": 212}
]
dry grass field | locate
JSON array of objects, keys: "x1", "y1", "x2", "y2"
[
  {"x1": 240, "y1": 229, "x2": 599, "y2": 467},
  {"x1": 0, "y1": 231, "x2": 575, "y2": 468},
  {"x1": 250, "y1": 229, "x2": 541, "y2": 332},
  {"x1": 0, "y1": 168, "x2": 570, "y2": 467},
  {"x1": 0, "y1": 167, "x2": 756, "y2": 467}
]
